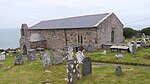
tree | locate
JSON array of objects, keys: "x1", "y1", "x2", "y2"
[
  {"x1": 123, "y1": 27, "x2": 138, "y2": 38},
  {"x1": 140, "y1": 27, "x2": 150, "y2": 36}
]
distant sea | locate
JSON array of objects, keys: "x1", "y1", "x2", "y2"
[{"x1": 0, "y1": 28, "x2": 20, "y2": 49}]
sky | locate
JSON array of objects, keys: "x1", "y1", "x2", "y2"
[{"x1": 0, "y1": 0, "x2": 150, "y2": 30}]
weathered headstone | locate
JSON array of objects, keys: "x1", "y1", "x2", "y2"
[
  {"x1": 132, "y1": 41, "x2": 137, "y2": 54},
  {"x1": 40, "y1": 51, "x2": 45, "y2": 60},
  {"x1": 67, "y1": 47, "x2": 74, "y2": 61},
  {"x1": 76, "y1": 51, "x2": 85, "y2": 64},
  {"x1": 32, "y1": 51, "x2": 38, "y2": 61},
  {"x1": 14, "y1": 53, "x2": 24, "y2": 65},
  {"x1": 66, "y1": 60, "x2": 80, "y2": 84},
  {"x1": 82, "y1": 57, "x2": 92, "y2": 77},
  {"x1": 27, "y1": 49, "x2": 38, "y2": 63},
  {"x1": 0, "y1": 52, "x2": 6, "y2": 61},
  {"x1": 115, "y1": 66, "x2": 122, "y2": 76},
  {"x1": 53, "y1": 51, "x2": 63, "y2": 64},
  {"x1": 41, "y1": 51, "x2": 52, "y2": 68}
]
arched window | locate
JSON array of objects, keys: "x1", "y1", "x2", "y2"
[{"x1": 111, "y1": 30, "x2": 114, "y2": 43}]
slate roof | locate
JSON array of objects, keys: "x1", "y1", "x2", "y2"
[{"x1": 30, "y1": 13, "x2": 111, "y2": 29}]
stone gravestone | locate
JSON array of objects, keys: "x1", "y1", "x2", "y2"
[
  {"x1": 87, "y1": 45, "x2": 92, "y2": 52},
  {"x1": 66, "y1": 60, "x2": 80, "y2": 84},
  {"x1": 115, "y1": 54, "x2": 124, "y2": 59},
  {"x1": 27, "y1": 49, "x2": 38, "y2": 63},
  {"x1": 53, "y1": 51, "x2": 63, "y2": 65},
  {"x1": 76, "y1": 51, "x2": 85, "y2": 64},
  {"x1": 132, "y1": 41, "x2": 137, "y2": 54},
  {"x1": 0, "y1": 52, "x2": 6, "y2": 61},
  {"x1": 127, "y1": 42, "x2": 133, "y2": 53},
  {"x1": 115, "y1": 66, "x2": 122, "y2": 76},
  {"x1": 14, "y1": 53, "x2": 24, "y2": 65},
  {"x1": 103, "y1": 50, "x2": 106, "y2": 56},
  {"x1": 67, "y1": 47, "x2": 74, "y2": 61},
  {"x1": 82, "y1": 57, "x2": 92, "y2": 77},
  {"x1": 39, "y1": 51, "x2": 45, "y2": 60},
  {"x1": 41, "y1": 51, "x2": 52, "y2": 68}
]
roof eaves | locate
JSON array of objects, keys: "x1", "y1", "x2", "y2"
[{"x1": 94, "y1": 12, "x2": 113, "y2": 27}]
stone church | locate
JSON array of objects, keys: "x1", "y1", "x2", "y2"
[{"x1": 20, "y1": 12, "x2": 124, "y2": 54}]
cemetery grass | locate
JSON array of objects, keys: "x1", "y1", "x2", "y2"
[
  {"x1": 0, "y1": 55, "x2": 150, "y2": 84},
  {"x1": 85, "y1": 48, "x2": 150, "y2": 66}
]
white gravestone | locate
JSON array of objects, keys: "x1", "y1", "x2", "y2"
[
  {"x1": 76, "y1": 51, "x2": 85, "y2": 64},
  {"x1": 127, "y1": 42, "x2": 133, "y2": 53},
  {"x1": 103, "y1": 50, "x2": 106, "y2": 56},
  {"x1": 0, "y1": 52, "x2": 6, "y2": 61},
  {"x1": 67, "y1": 47, "x2": 74, "y2": 61}
]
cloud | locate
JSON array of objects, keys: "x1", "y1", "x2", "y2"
[{"x1": 0, "y1": 0, "x2": 150, "y2": 29}]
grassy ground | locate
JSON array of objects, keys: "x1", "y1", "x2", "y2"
[
  {"x1": 0, "y1": 54, "x2": 150, "y2": 84},
  {"x1": 85, "y1": 48, "x2": 150, "y2": 66}
]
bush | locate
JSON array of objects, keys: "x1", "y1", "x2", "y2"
[
  {"x1": 123, "y1": 27, "x2": 138, "y2": 38},
  {"x1": 140, "y1": 27, "x2": 150, "y2": 36}
]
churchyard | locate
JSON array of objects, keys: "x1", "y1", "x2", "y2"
[{"x1": 0, "y1": 36, "x2": 150, "y2": 84}]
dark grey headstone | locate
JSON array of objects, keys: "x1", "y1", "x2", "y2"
[
  {"x1": 53, "y1": 51, "x2": 63, "y2": 65},
  {"x1": 66, "y1": 60, "x2": 80, "y2": 84},
  {"x1": 82, "y1": 57, "x2": 92, "y2": 77},
  {"x1": 14, "y1": 53, "x2": 24, "y2": 65},
  {"x1": 115, "y1": 66, "x2": 122, "y2": 76},
  {"x1": 87, "y1": 45, "x2": 92, "y2": 52}
]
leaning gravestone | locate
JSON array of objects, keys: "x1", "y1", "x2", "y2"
[
  {"x1": 115, "y1": 66, "x2": 122, "y2": 76},
  {"x1": 53, "y1": 51, "x2": 63, "y2": 65},
  {"x1": 0, "y1": 52, "x2": 6, "y2": 61},
  {"x1": 76, "y1": 51, "x2": 85, "y2": 64},
  {"x1": 127, "y1": 42, "x2": 133, "y2": 53},
  {"x1": 14, "y1": 53, "x2": 24, "y2": 65},
  {"x1": 67, "y1": 47, "x2": 74, "y2": 61},
  {"x1": 66, "y1": 60, "x2": 80, "y2": 84},
  {"x1": 42, "y1": 51, "x2": 52, "y2": 68},
  {"x1": 82, "y1": 57, "x2": 92, "y2": 77}
]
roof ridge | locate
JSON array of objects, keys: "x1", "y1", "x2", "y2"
[{"x1": 41, "y1": 13, "x2": 110, "y2": 22}]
